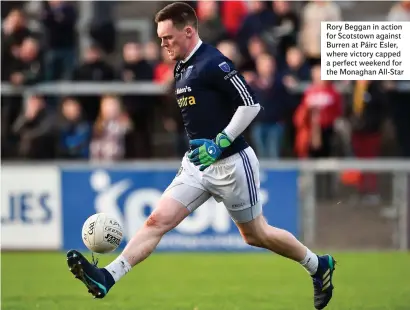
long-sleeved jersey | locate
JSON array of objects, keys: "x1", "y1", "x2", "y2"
[{"x1": 174, "y1": 42, "x2": 259, "y2": 158}]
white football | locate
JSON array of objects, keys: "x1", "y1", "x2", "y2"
[{"x1": 82, "y1": 213, "x2": 124, "y2": 254}]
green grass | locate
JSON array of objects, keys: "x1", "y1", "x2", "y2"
[{"x1": 2, "y1": 252, "x2": 410, "y2": 310}]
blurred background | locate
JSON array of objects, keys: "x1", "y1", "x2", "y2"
[{"x1": 1, "y1": 0, "x2": 410, "y2": 253}]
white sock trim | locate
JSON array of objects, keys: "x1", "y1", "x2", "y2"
[
  {"x1": 105, "y1": 255, "x2": 132, "y2": 282},
  {"x1": 299, "y1": 248, "x2": 319, "y2": 275}
]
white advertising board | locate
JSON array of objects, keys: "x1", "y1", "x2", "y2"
[{"x1": 1, "y1": 166, "x2": 62, "y2": 249}]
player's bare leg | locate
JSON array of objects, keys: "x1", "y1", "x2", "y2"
[
  {"x1": 236, "y1": 213, "x2": 336, "y2": 310},
  {"x1": 102, "y1": 195, "x2": 189, "y2": 280},
  {"x1": 236, "y1": 214, "x2": 307, "y2": 260},
  {"x1": 119, "y1": 196, "x2": 189, "y2": 266},
  {"x1": 67, "y1": 196, "x2": 190, "y2": 299}
]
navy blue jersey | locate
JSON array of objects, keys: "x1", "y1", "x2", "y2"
[{"x1": 174, "y1": 43, "x2": 259, "y2": 158}]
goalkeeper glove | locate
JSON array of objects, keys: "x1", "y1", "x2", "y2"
[{"x1": 188, "y1": 132, "x2": 232, "y2": 171}]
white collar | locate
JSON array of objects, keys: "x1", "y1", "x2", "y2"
[{"x1": 181, "y1": 39, "x2": 202, "y2": 63}]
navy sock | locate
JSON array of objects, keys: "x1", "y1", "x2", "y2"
[{"x1": 101, "y1": 268, "x2": 115, "y2": 290}]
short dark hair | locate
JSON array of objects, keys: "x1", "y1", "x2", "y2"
[{"x1": 155, "y1": 2, "x2": 198, "y2": 30}]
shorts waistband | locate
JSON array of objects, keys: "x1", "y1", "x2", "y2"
[
  {"x1": 184, "y1": 147, "x2": 251, "y2": 166},
  {"x1": 212, "y1": 147, "x2": 250, "y2": 165}
]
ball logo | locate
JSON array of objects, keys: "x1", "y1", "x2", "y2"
[
  {"x1": 109, "y1": 220, "x2": 121, "y2": 227},
  {"x1": 104, "y1": 233, "x2": 121, "y2": 246},
  {"x1": 104, "y1": 226, "x2": 123, "y2": 237},
  {"x1": 88, "y1": 221, "x2": 95, "y2": 235}
]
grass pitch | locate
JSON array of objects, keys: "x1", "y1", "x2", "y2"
[{"x1": 2, "y1": 251, "x2": 410, "y2": 310}]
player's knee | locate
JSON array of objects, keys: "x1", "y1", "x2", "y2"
[
  {"x1": 238, "y1": 215, "x2": 269, "y2": 248},
  {"x1": 144, "y1": 197, "x2": 188, "y2": 234},
  {"x1": 240, "y1": 230, "x2": 266, "y2": 248},
  {"x1": 144, "y1": 212, "x2": 174, "y2": 234},
  {"x1": 145, "y1": 213, "x2": 162, "y2": 228}
]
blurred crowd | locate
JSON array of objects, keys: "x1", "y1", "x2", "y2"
[{"x1": 1, "y1": 0, "x2": 410, "y2": 166}]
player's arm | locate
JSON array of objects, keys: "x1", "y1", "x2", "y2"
[
  {"x1": 209, "y1": 59, "x2": 261, "y2": 142},
  {"x1": 189, "y1": 59, "x2": 261, "y2": 170}
]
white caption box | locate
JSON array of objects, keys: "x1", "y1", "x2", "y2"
[{"x1": 321, "y1": 22, "x2": 410, "y2": 80}]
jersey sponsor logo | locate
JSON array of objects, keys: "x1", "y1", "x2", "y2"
[
  {"x1": 176, "y1": 86, "x2": 192, "y2": 95},
  {"x1": 177, "y1": 96, "x2": 196, "y2": 108},
  {"x1": 218, "y1": 62, "x2": 231, "y2": 73}
]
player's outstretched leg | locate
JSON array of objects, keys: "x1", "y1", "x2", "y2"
[
  {"x1": 236, "y1": 214, "x2": 336, "y2": 309},
  {"x1": 67, "y1": 196, "x2": 190, "y2": 298}
]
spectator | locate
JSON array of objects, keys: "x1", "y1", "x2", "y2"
[
  {"x1": 280, "y1": 46, "x2": 311, "y2": 155},
  {"x1": 281, "y1": 46, "x2": 311, "y2": 91},
  {"x1": 196, "y1": 0, "x2": 228, "y2": 46},
  {"x1": 349, "y1": 80, "x2": 387, "y2": 203},
  {"x1": 216, "y1": 40, "x2": 243, "y2": 70},
  {"x1": 144, "y1": 41, "x2": 161, "y2": 66},
  {"x1": 71, "y1": 44, "x2": 115, "y2": 122},
  {"x1": 57, "y1": 97, "x2": 91, "y2": 159},
  {"x1": 270, "y1": 1, "x2": 300, "y2": 65},
  {"x1": 250, "y1": 53, "x2": 289, "y2": 158},
  {"x1": 2, "y1": 37, "x2": 43, "y2": 151},
  {"x1": 387, "y1": 0, "x2": 410, "y2": 157},
  {"x1": 242, "y1": 35, "x2": 268, "y2": 71},
  {"x1": 89, "y1": 1, "x2": 116, "y2": 54},
  {"x1": 90, "y1": 95, "x2": 133, "y2": 161},
  {"x1": 1, "y1": 9, "x2": 32, "y2": 157},
  {"x1": 293, "y1": 65, "x2": 342, "y2": 158},
  {"x1": 8, "y1": 37, "x2": 43, "y2": 86},
  {"x1": 1, "y1": 1, "x2": 26, "y2": 19},
  {"x1": 299, "y1": 0, "x2": 342, "y2": 66},
  {"x1": 242, "y1": 70, "x2": 258, "y2": 86},
  {"x1": 388, "y1": 88, "x2": 410, "y2": 158},
  {"x1": 219, "y1": 0, "x2": 248, "y2": 38},
  {"x1": 387, "y1": 0, "x2": 410, "y2": 21},
  {"x1": 119, "y1": 42, "x2": 155, "y2": 158},
  {"x1": 1, "y1": 8, "x2": 31, "y2": 81},
  {"x1": 12, "y1": 95, "x2": 55, "y2": 159},
  {"x1": 236, "y1": 1, "x2": 276, "y2": 60},
  {"x1": 155, "y1": 48, "x2": 188, "y2": 157},
  {"x1": 120, "y1": 42, "x2": 153, "y2": 83},
  {"x1": 154, "y1": 46, "x2": 175, "y2": 84},
  {"x1": 40, "y1": 0, "x2": 78, "y2": 81},
  {"x1": 71, "y1": 44, "x2": 115, "y2": 82}
]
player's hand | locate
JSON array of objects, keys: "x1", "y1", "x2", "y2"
[{"x1": 188, "y1": 132, "x2": 231, "y2": 171}]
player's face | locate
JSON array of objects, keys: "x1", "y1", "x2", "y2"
[{"x1": 157, "y1": 20, "x2": 190, "y2": 61}]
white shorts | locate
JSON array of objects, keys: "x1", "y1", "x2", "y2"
[{"x1": 164, "y1": 146, "x2": 262, "y2": 223}]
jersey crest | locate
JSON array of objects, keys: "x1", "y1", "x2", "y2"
[{"x1": 218, "y1": 62, "x2": 230, "y2": 73}]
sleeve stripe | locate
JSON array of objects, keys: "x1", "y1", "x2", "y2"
[
  {"x1": 231, "y1": 75, "x2": 255, "y2": 106},
  {"x1": 230, "y1": 76, "x2": 249, "y2": 105},
  {"x1": 235, "y1": 76, "x2": 255, "y2": 105}
]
